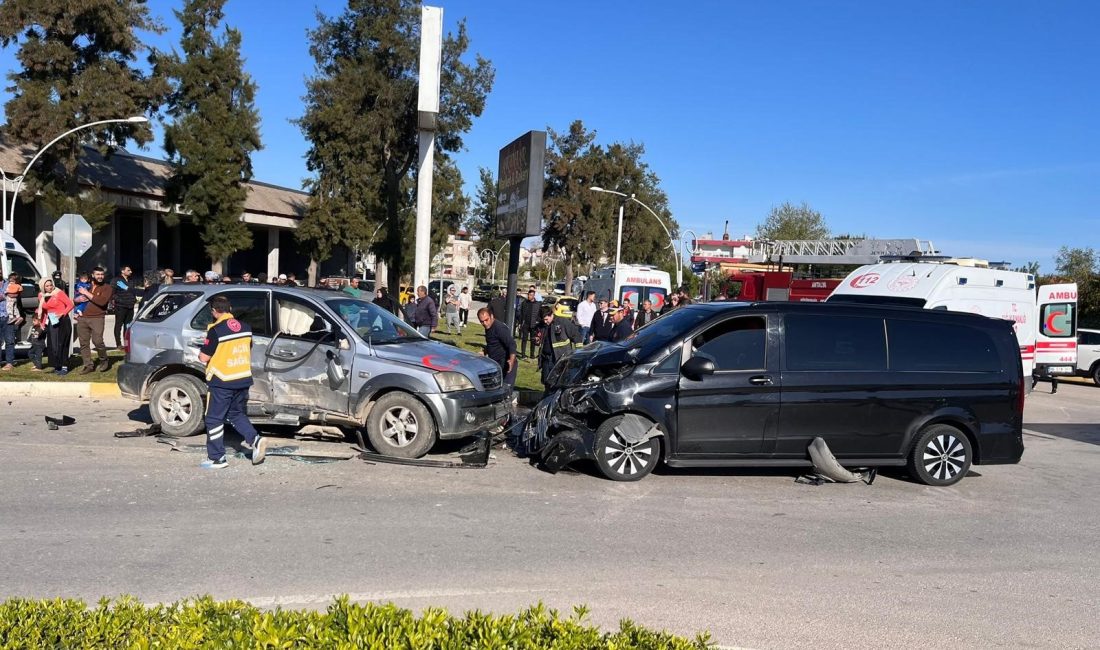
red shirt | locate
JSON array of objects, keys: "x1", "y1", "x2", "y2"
[{"x1": 39, "y1": 290, "x2": 74, "y2": 318}]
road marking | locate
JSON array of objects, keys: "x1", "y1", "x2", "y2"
[
  {"x1": 229, "y1": 586, "x2": 567, "y2": 608},
  {"x1": 1023, "y1": 429, "x2": 1057, "y2": 440}
]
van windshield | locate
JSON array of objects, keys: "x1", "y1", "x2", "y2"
[
  {"x1": 326, "y1": 297, "x2": 420, "y2": 344},
  {"x1": 618, "y1": 306, "x2": 715, "y2": 360}
]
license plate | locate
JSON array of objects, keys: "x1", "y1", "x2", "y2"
[{"x1": 1047, "y1": 366, "x2": 1074, "y2": 375}]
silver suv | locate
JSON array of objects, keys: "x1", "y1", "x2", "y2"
[{"x1": 117, "y1": 284, "x2": 511, "y2": 458}]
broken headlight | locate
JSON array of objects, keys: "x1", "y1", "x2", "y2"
[{"x1": 435, "y1": 371, "x2": 475, "y2": 392}]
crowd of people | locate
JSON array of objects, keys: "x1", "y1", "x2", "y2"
[{"x1": 461, "y1": 284, "x2": 697, "y2": 393}]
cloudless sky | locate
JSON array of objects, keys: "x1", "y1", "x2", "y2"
[{"x1": 2, "y1": 0, "x2": 1097, "y2": 272}]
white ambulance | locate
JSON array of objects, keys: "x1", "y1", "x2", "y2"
[
  {"x1": 827, "y1": 261, "x2": 1078, "y2": 380},
  {"x1": 583, "y1": 264, "x2": 672, "y2": 311}
]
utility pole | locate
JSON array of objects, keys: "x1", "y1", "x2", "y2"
[{"x1": 413, "y1": 6, "x2": 442, "y2": 290}]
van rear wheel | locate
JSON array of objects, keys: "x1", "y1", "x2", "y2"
[
  {"x1": 149, "y1": 375, "x2": 206, "y2": 438},
  {"x1": 909, "y1": 424, "x2": 972, "y2": 487},
  {"x1": 1092, "y1": 363, "x2": 1100, "y2": 386}
]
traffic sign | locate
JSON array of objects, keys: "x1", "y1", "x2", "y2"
[{"x1": 53, "y1": 213, "x2": 93, "y2": 258}]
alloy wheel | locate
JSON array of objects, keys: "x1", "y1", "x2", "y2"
[
  {"x1": 603, "y1": 431, "x2": 654, "y2": 477},
  {"x1": 923, "y1": 433, "x2": 967, "y2": 482},
  {"x1": 381, "y1": 407, "x2": 419, "y2": 447}
]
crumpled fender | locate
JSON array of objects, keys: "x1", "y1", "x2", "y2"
[
  {"x1": 807, "y1": 437, "x2": 874, "y2": 484},
  {"x1": 614, "y1": 413, "x2": 663, "y2": 444}
]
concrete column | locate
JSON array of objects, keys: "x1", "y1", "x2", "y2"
[
  {"x1": 142, "y1": 212, "x2": 158, "y2": 272},
  {"x1": 266, "y1": 227, "x2": 279, "y2": 278},
  {"x1": 34, "y1": 201, "x2": 56, "y2": 278},
  {"x1": 104, "y1": 217, "x2": 117, "y2": 274}
]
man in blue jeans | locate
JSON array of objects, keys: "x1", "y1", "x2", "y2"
[{"x1": 198, "y1": 295, "x2": 267, "y2": 469}]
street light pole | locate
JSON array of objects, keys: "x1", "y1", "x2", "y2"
[
  {"x1": 590, "y1": 186, "x2": 679, "y2": 285},
  {"x1": 4, "y1": 116, "x2": 148, "y2": 236}
]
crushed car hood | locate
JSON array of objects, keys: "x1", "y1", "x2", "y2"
[
  {"x1": 546, "y1": 342, "x2": 637, "y2": 389},
  {"x1": 372, "y1": 339, "x2": 499, "y2": 379}
]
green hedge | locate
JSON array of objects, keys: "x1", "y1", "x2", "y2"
[{"x1": 0, "y1": 596, "x2": 712, "y2": 649}]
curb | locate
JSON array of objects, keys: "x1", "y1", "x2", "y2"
[{"x1": 0, "y1": 381, "x2": 122, "y2": 398}]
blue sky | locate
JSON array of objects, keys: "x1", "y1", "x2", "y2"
[{"x1": 2, "y1": 0, "x2": 1097, "y2": 273}]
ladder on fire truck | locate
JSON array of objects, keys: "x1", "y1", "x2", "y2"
[{"x1": 744, "y1": 238, "x2": 939, "y2": 265}]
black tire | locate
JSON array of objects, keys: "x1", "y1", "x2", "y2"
[
  {"x1": 366, "y1": 392, "x2": 437, "y2": 459},
  {"x1": 908, "y1": 424, "x2": 972, "y2": 487},
  {"x1": 593, "y1": 415, "x2": 660, "y2": 482},
  {"x1": 148, "y1": 375, "x2": 207, "y2": 438},
  {"x1": 1091, "y1": 363, "x2": 1100, "y2": 387}
]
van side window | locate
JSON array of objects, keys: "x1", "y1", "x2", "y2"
[
  {"x1": 691, "y1": 316, "x2": 766, "y2": 371},
  {"x1": 785, "y1": 314, "x2": 886, "y2": 371},
  {"x1": 1080, "y1": 331, "x2": 1100, "y2": 346},
  {"x1": 887, "y1": 319, "x2": 1000, "y2": 372},
  {"x1": 190, "y1": 292, "x2": 271, "y2": 337}
]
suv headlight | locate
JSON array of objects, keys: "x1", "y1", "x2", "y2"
[{"x1": 435, "y1": 371, "x2": 474, "y2": 392}]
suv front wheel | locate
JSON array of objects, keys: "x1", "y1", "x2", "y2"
[
  {"x1": 149, "y1": 375, "x2": 207, "y2": 438},
  {"x1": 366, "y1": 392, "x2": 437, "y2": 458}
]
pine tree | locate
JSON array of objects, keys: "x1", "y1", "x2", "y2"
[
  {"x1": 297, "y1": 0, "x2": 494, "y2": 289},
  {"x1": 158, "y1": 0, "x2": 261, "y2": 267},
  {"x1": 0, "y1": 0, "x2": 167, "y2": 228},
  {"x1": 464, "y1": 167, "x2": 505, "y2": 257},
  {"x1": 542, "y1": 121, "x2": 606, "y2": 288}
]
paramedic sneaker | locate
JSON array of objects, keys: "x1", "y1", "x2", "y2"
[
  {"x1": 251, "y1": 436, "x2": 268, "y2": 465},
  {"x1": 200, "y1": 457, "x2": 228, "y2": 470}
]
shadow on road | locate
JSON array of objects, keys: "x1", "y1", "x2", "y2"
[{"x1": 1027, "y1": 423, "x2": 1100, "y2": 446}]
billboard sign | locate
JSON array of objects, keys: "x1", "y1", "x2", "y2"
[{"x1": 495, "y1": 130, "x2": 546, "y2": 238}]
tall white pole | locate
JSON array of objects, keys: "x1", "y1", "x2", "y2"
[
  {"x1": 414, "y1": 131, "x2": 435, "y2": 289},
  {"x1": 615, "y1": 201, "x2": 624, "y2": 269},
  {"x1": 414, "y1": 5, "x2": 443, "y2": 291}
]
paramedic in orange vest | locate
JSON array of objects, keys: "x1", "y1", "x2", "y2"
[{"x1": 197, "y1": 295, "x2": 267, "y2": 469}]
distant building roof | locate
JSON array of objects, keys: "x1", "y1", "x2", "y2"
[{"x1": 0, "y1": 136, "x2": 307, "y2": 219}]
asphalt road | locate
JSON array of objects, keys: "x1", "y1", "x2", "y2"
[{"x1": 1, "y1": 382, "x2": 1098, "y2": 649}]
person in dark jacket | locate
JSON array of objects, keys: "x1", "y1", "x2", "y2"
[
  {"x1": 610, "y1": 307, "x2": 634, "y2": 343},
  {"x1": 517, "y1": 289, "x2": 540, "y2": 358},
  {"x1": 411, "y1": 285, "x2": 438, "y2": 337},
  {"x1": 488, "y1": 288, "x2": 508, "y2": 322},
  {"x1": 478, "y1": 307, "x2": 517, "y2": 387},
  {"x1": 373, "y1": 287, "x2": 398, "y2": 315},
  {"x1": 536, "y1": 305, "x2": 579, "y2": 392},
  {"x1": 111, "y1": 265, "x2": 137, "y2": 349},
  {"x1": 635, "y1": 299, "x2": 659, "y2": 328},
  {"x1": 588, "y1": 299, "x2": 613, "y2": 343}
]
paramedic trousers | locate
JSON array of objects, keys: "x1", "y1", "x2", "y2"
[{"x1": 205, "y1": 386, "x2": 259, "y2": 462}]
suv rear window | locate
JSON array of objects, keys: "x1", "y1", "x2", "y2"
[
  {"x1": 190, "y1": 291, "x2": 271, "y2": 337},
  {"x1": 137, "y1": 292, "x2": 201, "y2": 323},
  {"x1": 887, "y1": 318, "x2": 1001, "y2": 372}
]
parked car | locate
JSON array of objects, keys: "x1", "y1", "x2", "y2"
[
  {"x1": 1075, "y1": 328, "x2": 1100, "y2": 385},
  {"x1": 523, "y1": 301, "x2": 1025, "y2": 485},
  {"x1": 118, "y1": 285, "x2": 512, "y2": 458}
]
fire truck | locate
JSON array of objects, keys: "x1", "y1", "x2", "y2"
[{"x1": 723, "y1": 270, "x2": 840, "y2": 302}]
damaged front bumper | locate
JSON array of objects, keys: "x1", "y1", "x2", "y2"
[{"x1": 517, "y1": 392, "x2": 598, "y2": 472}]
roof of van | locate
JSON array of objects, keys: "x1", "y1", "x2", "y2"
[
  {"x1": 1, "y1": 231, "x2": 31, "y2": 257},
  {"x1": 830, "y1": 262, "x2": 1034, "y2": 301}
]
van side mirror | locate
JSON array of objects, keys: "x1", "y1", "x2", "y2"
[{"x1": 681, "y1": 356, "x2": 716, "y2": 380}]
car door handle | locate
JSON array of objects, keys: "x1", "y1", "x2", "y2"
[
  {"x1": 272, "y1": 349, "x2": 296, "y2": 359},
  {"x1": 187, "y1": 337, "x2": 204, "y2": 347},
  {"x1": 749, "y1": 375, "x2": 773, "y2": 386}
]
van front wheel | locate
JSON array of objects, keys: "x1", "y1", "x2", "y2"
[
  {"x1": 909, "y1": 425, "x2": 972, "y2": 487},
  {"x1": 594, "y1": 416, "x2": 660, "y2": 482}
]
